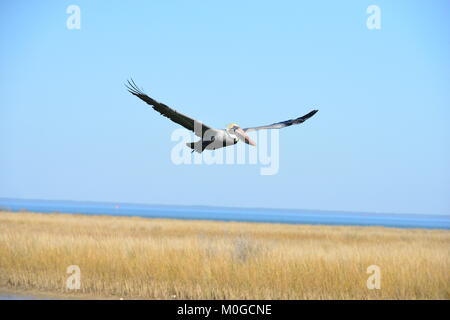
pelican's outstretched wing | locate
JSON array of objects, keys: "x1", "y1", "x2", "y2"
[
  {"x1": 126, "y1": 79, "x2": 213, "y2": 138},
  {"x1": 243, "y1": 110, "x2": 318, "y2": 132}
]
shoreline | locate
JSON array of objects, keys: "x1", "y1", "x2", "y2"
[{"x1": 1, "y1": 198, "x2": 449, "y2": 230}]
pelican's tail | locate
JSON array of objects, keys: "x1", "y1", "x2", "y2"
[{"x1": 186, "y1": 141, "x2": 203, "y2": 153}]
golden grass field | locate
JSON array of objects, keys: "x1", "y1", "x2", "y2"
[{"x1": 0, "y1": 211, "x2": 448, "y2": 299}]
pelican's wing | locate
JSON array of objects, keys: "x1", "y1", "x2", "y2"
[
  {"x1": 243, "y1": 110, "x2": 318, "y2": 132},
  {"x1": 126, "y1": 79, "x2": 213, "y2": 138}
]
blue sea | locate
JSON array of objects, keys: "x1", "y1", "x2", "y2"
[{"x1": 0, "y1": 198, "x2": 449, "y2": 229}]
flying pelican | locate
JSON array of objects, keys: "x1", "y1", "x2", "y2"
[{"x1": 126, "y1": 79, "x2": 318, "y2": 153}]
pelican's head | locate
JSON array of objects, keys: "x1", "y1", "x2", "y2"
[
  {"x1": 227, "y1": 123, "x2": 240, "y2": 131},
  {"x1": 226, "y1": 123, "x2": 256, "y2": 146}
]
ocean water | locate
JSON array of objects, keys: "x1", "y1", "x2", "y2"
[{"x1": 0, "y1": 198, "x2": 449, "y2": 229}]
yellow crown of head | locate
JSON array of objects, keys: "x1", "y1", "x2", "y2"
[{"x1": 227, "y1": 123, "x2": 239, "y2": 130}]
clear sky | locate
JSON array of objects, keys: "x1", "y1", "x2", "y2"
[{"x1": 1, "y1": 1, "x2": 449, "y2": 215}]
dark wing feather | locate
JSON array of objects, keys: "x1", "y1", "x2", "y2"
[
  {"x1": 125, "y1": 79, "x2": 213, "y2": 138},
  {"x1": 243, "y1": 110, "x2": 318, "y2": 132}
]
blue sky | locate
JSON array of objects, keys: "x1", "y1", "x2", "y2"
[{"x1": 1, "y1": 1, "x2": 449, "y2": 215}]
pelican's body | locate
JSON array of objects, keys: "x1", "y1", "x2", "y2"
[
  {"x1": 186, "y1": 129, "x2": 238, "y2": 153},
  {"x1": 126, "y1": 79, "x2": 318, "y2": 153}
]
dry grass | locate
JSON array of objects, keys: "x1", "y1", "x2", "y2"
[{"x1": 0, "y1": 211, "x2": 449, "y2": 299}]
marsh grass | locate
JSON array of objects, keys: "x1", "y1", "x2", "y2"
[{"x1": 0, "y1": 211, "x2": 448, "y2": 299}]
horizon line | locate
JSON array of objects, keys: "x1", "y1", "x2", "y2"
[{"x1": 1, "y1": 197, "x2": 449, "y2": 217}]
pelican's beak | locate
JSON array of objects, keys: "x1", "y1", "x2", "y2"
[{"x1": 235, "y1": 127, "x2": 256, "y2": 146}]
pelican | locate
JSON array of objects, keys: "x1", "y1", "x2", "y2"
[{"x1": 126, "y1": 79, "x2": 318, "y2": 153}]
